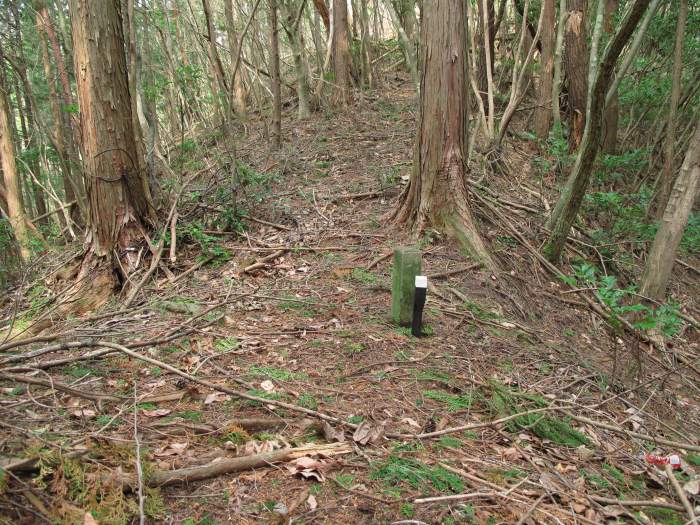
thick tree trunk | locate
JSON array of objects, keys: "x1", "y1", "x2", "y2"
[
  {"x1": 270, "y1": 0, "x2": 282, "y2": 147},
  {"x1": 534, "y1": 0, "x2": 556, "y2": 139},
  {"x1": 647, "y1": 0, "x2": 687, "y2": 220},
  {"x1": 0, "y1": 72, "x2": 31, "y2": 261},
  {"x1": 70, "y1": 0, "x2": 154, "y2": 257},
  {"x1": 394, "y1": 0, "x2": 495, "y2": 269},
  {"x1": 331, "y1": 0, "x2": 352, "y2": 105},
  {"x1": 563, "y1": 0, "x2": 588, "y2": 150},
  {"x1": 543, "y1": 0, "x2": 652, "y2": 262},
  {"x1": 639, "y1": 119, "x2": 700, "y2": 302}
]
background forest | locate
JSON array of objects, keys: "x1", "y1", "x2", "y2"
[{"x1": 0, "y1": 0, "x2": 698, "y2": 523}]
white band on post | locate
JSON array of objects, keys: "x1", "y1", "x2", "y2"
[{"x1": 415, "y1": 275, "x2": 428, "y2": 288}]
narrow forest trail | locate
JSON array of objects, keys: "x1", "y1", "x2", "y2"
[{"x1": 1, "y1": 79, "x2": 698, "y2": 525}]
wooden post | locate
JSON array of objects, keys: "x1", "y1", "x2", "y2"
[{"x1": 391, "y1": 246, "x2": 422, "y2": 326}]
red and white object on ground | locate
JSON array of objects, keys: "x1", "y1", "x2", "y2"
[{"x1": 644, "y1": 453, "x2": 682, "y2": 470}]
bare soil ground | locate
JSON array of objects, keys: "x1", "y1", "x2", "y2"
[{"x1": 1, "y1": 78, "x2": 698, "y2": 525}]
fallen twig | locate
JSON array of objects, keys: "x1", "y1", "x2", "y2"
[{"x1": 665, "y1": 464, "x2": 697, "y2": 523}]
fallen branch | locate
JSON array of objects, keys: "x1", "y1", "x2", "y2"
[
  {"x1": 243, "y1": 249, "x2": 288, "y2": 273},
  {"x1": 330, "y1": 188, "x2": 395, "y2": 203},
  {"x1": 426, "y1": 263, "x2": 482, "y2": 279},
  {"x1": 565, "y1": 412, "x2": 700, "y2": 453},
  {"x1": 589, "y1": 496, "x2": 684, "y2": 512},
  {"x1": 0, "y1": 372, "x2": 121, "y2": 402},
  {"x1": 148, "y1": 442, "x2": 352, "y2": 487},
  {"x1": 414, "y1": 492, "x2": 497, "y2": 504}
]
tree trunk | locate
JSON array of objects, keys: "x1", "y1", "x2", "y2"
[
  {"x1": 69, "y1": 0, "x2": 154, "y2": 257},
  {"x1": 225, "y1": 0, "x2": 248, "y2": 119},
  {"x1": 201, "y1": 0, "x2": 233, "y2": 132},
  {"x1": 393, "y1": 0, "x2": 495, "y2": 269},
  {"x1": 270, "y1": 0, "x2": 283, "y2": 147},
  {"x1": 601, "y1": 0, "x2": 618, "y2": 153},
  {"x1": 36, "y1": 2, "x2": 81, "y2": 226},
  {"x1": 312, "y1": 0, "x2": 331, "y2": 32},
  {"x1": 563, "y1": 0, "x2": 588, "y2": 150},
  {"x1": 0, "y1": 70, "x2": 31, "y2": 261},
  {"x1": 543, "y1": 0, "x2": 652, "y2": 262},
  {"x1": 331, "y1": 0, "x2": 352, "y2": 105},
  {"x1": 534, "y1": 0, "x2": 556, "y2": 139},
  {"x1": 385, "y1": 0, "x2": 419, "y2": 87},
  {"x1": 125, "y1": 0, "x2": 148, "y2": 178},
  {"x1": 476, "y1": 0, "x2": 496, "y2": 119},
  {"x1": 639, "y1": 118, "x2": 700, "y2": 302},
  {"x1": 647, "y1": 0, "x2": 687, "y2": 220},
  {"x1": 283, "y1": 0, "x2": 313, "y2": 118},
  {"x1": 551, "y1": 0, "x2": 567, "y2": 130}
]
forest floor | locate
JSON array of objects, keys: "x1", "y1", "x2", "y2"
[{"x1": 1, "y1": 78, "x2": 699, "y2": 525}]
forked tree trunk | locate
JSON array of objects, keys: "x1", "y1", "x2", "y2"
[
  {"x1": 639, "y1": 119, "x2": 700, "y2": 302},
  {"x1": 534, "y1": 0, "x2": 556, "y2": 139},
  {"x1": 647, "y1": 0, "x2": 687, "y2": 220},
  {"x1": 331, "y1": 0, "x2": 352, "y2": 105},
  {"x1": 70, "y1": 0, "x2": 154, "y2": 257},
  {"x1": 563, "y1": 0, "x2": 588, "y2": 150},
  {"x1": 393, "y1": 0, "x2": 495, "y2": 269},
  {"x1": 543, "y1": 0, "x2": 652, "y2": 262},
  {"x1": 0, "y1": 71, "x2": 31, "y2": 262},
  {"x1": 270, "y1": 0, "x2": 282, "y2": 147}
]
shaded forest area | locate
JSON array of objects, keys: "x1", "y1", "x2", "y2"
[{"x1": 0, "y1": 0, "x2": 698, "y2": 523}]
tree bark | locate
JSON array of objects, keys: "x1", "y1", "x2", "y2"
[
  {"x1": 551, "y1": 0, "x2": 567, "y2": 130},
  {"x1": 534, "y1": 0, "x2": 556, "y2": 139},
  {"x1": 270, "y1": 0, "x2": 282, "y2": 147},
  {"x1": 601, "y1": 0, "x2": 618, "y2": 153},
  {"x1": 647, "y1": 0, "x2": 687, "y2": 220},
  {"x1": 331, "y1": 0, "x2": 352, "y2": 105},
  {"x1": 639, "y1": 118, "x2": 700, "y2": 301},
  {"x1": 0, "y1": 68, "x2": 31, "y2": 261},
  {"x1": 312, "y1": 0, "x2": 331, "y2": 32},
  {"x1": 543, "y1": 0, "x2": 652, "y2": 262},
  {"x1": 476, "y1": 0, "x2": 496, "y2": 119},
  {"x1": 69, "y1": 0, "x2": 154, "y2": 256},
  {"x1": 393, "y1": 0, "x2": 495, "y2": 269},
  {"x1": 282, "y1": 0, "x2": 313, "y2": 118},
  {"x1": 563, "y1": 0, "x2": 588, "y2": 150},
  {"x1": 225, "y1": 0, "x2": 248, "y2": 119}
]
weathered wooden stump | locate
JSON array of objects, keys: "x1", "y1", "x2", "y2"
[{"x1": 391, "y1": 246, "x2": 422, "y2": 326}]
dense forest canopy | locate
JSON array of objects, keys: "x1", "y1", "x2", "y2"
[{"x1": 0, "y1": 0, "x2": 698, "y2": 523}]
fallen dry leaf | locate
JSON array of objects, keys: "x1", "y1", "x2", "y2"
[
  {"x1": 286, "y1": 456, "x2": 329, "y2": 482},
  {"x1": 141, "y1": 408, "x2": 171, "y2": 417},
  {"x1": 322, "y1": 421, "x2": 346, "y2": 442},
  {"x1": 71, "y1": 408, "x2": 96, "y2": 419},
  {"x1": 84, "y1": 512, "x2": 99, "y2": 525},
  {"x1": 572, "y1": 502, "x2": 587, "y2": 514},
  {"x1": 352, "y1": 420, "x2": 386, "y2": 445},
  {"x1": 204, "y1": 391, "x2": 230, "y2": 404},
  {"x1": 239, "y1": 439, "x2": 282, "y2": 456},
  {"x1": 154, "y1": 442, "x2": 188, "y2": 457},
  {"x1": 260, "y1": 380, "x2": 275, "y2": 392},
  {"x1": 683, "y1": 479, "x2": 699, "y2": 496},
  {"x1": 400, "y1": 417, "x2": 421, "y2": 429},
  {"x1": 307, "y1": 494, "x2": 317, "y2": 510}
]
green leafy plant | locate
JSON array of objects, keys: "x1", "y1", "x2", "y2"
[
  {"x1": 423, "y1": 390, "x2": 474, "y2": 412},
  {"x1": 371, "y1": 456, "x2": 463, "y2": 494}
]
